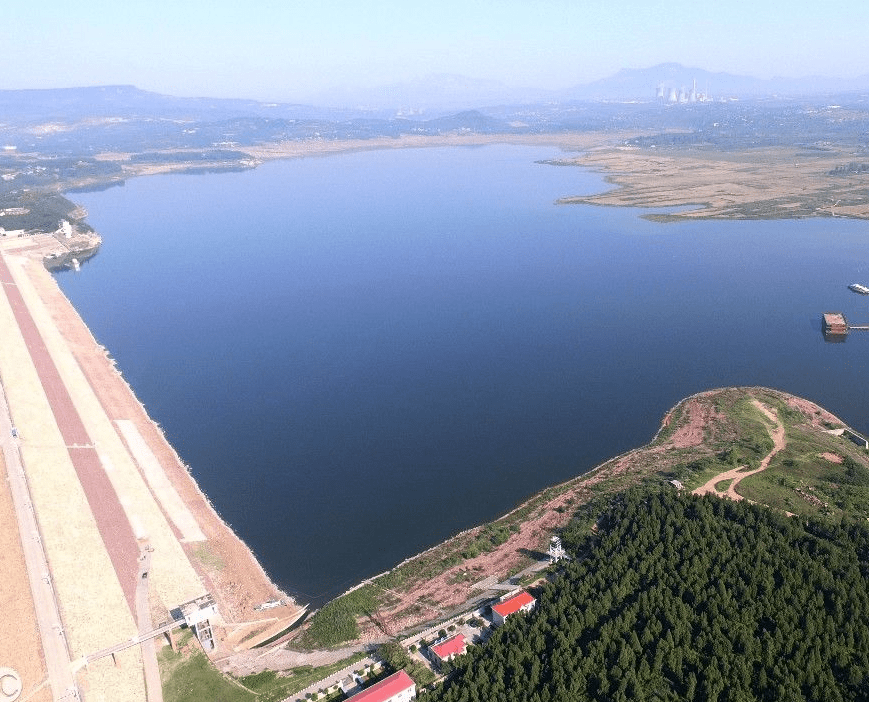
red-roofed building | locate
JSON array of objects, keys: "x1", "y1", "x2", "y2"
[
  {"x1": 491, "y1": 591, "x2": 536, "y2": 626},
  {"x1": 430, "y1": 633, "x2": 467, "y2": 668},
  {"x1": 349, "y1": 670, "x2": 415, "y2": 702}
]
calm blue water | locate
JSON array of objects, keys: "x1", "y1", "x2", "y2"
[{"x1": 60, "y1": 145, "x2": 869, "y2": 603}]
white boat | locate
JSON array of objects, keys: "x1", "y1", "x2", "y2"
[{"x1": 848, "y1": 283, "x2": 869, "y2": 294}]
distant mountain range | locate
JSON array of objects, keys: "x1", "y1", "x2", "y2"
[
  {"x1": 0, "y1": 85, "x2": 363, "y2": 124},
  {"x1": 3, "y1": 64, "x2": 869, "y2": 124},
  {"x1": 569, "y1": 63, "x2": 869, "y2": 102},
  {"x1": 310, "y1": 63, "x2": 869, "y2": 110}
]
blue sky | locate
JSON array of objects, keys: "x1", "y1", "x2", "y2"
[{"x1": 5, "y1": 0, "x2": 869, "y2": 101}]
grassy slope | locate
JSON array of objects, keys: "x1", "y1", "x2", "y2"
[
  {"x1": 159, "y1": 631, "x2": 255, "y2": 702},
  {"x1": 669, "y1": 387, "x2": 869, "y2": 521},
  {"x1": 158, "y1": 627, "x2": 367, "y2": 702}
]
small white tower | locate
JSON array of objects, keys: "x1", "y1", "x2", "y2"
[{"x1": 549, "y1": 536, "x2": 566, "y2": 564}]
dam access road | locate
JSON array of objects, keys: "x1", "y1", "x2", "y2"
[{"x1": 0, "y1": 234, "x2": 305, "y2": 701}]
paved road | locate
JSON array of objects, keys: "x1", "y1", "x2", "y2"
[
  {"x1": 136, "y1": 544, "x2": 163, "y2": 702},
  {"x1": 0, "y1": 379, "x2": 79, "y2": 701}
]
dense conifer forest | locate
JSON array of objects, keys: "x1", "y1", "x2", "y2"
[{"x1": 429, "y1": 489, "x2": 869, "y2": 701}]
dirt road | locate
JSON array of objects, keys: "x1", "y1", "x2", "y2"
[{"x1": 693, "y1": 400, "x2": 785, "y2": 500}]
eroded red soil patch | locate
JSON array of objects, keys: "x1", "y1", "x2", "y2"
[{"x1": 670, "y1": 395, "x2": 721, "y2": 449}]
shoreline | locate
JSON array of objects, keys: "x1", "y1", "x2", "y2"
[
  {"x1": 226, "y1": 384, "x2": 861, "y2": 670},
  {"x1": 0, "y1": 235, "x2": 306, "y2": 698},
  {"x1": 75, "y1": 132, "x2": 869, "y2": 223},
  {"x1": 51, "y1": 135, "x2": 869, "y2": 621},
  {"x1": 76, "y1": 132, "x2": 627, "y2": 191}
]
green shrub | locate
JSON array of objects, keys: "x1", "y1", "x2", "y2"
[{"x1": 301, "y1": 586, "x2": 378, "y2": 648}]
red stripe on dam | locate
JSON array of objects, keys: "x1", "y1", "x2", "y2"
[{"x1": 0, "y1": 252, "x2": 139, "y2": 613}]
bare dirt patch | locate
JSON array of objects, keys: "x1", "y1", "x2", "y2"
[
  {"x1": 785, "y1": 395, "x2": 845, "y2": 429},
  {"x1": 669, "y1": 396, "x2": 720, "y2": 448}
]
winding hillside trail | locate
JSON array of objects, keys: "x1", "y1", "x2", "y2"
[{"x1": 693, "y1": 400, "x2": 785, "y2": 501}]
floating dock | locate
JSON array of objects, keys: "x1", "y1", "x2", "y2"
[
  {"x1": 823, "y1": 311, "x2": 869, "y2": 338},
  {"x1": 823, "y1": 312, "x2": 848, "y2": 335}
]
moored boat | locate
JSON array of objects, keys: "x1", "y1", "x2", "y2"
[{"x1": 848, "y1": 283, "x2": 869, "y2": 294}]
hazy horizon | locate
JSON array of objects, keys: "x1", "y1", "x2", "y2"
[{"x1": 7, "y1": 0, "x2": 869, "y2": 104}]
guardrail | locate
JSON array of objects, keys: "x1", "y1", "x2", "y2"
[{"x1": 86, "y1": 617, "x2": 185, "y2": 662}]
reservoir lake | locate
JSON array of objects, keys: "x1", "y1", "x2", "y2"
[{"x1": 60, "y1": 144, "x2": 869, "y2": 604}]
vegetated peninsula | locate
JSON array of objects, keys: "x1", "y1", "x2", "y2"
[
  {"x1": 241, "y1": 386, "x2": 869, "y2": 644},
  {"x1": 203, "y1": 386, "x2": 869, "y2": 702}
]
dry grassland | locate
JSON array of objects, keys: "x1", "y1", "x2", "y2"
[{"x1": 556, "y1": 144, "x2": 869, "y2": 220}]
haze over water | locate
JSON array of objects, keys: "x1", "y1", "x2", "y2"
[{"x1": 59, "y1": 145, "x2": 869, "y2": 603}]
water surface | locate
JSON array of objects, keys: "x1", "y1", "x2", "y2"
[{"x1": 60, "y1": 145, "x2": 869, "y2": 603}]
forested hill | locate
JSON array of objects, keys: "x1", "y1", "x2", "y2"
[{"x1": 431, "y1": 489, "x2": 869, "y2": 702}]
